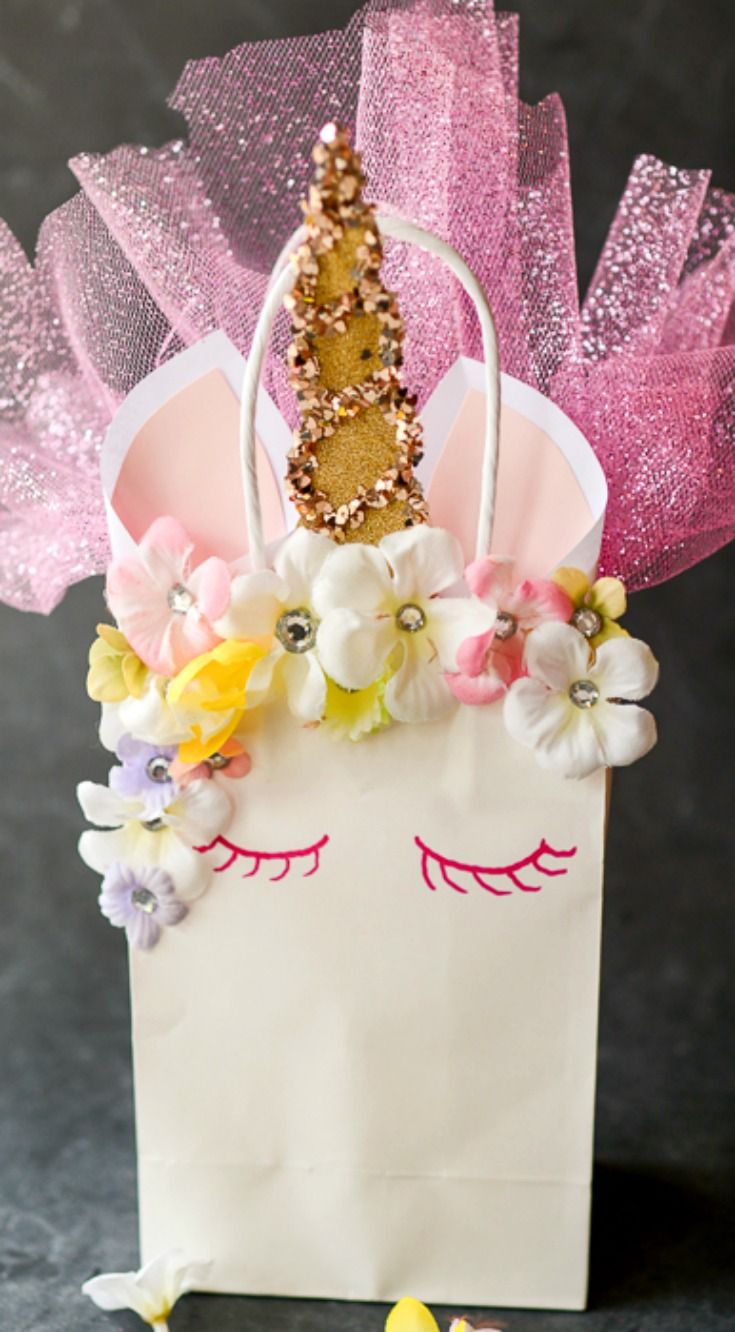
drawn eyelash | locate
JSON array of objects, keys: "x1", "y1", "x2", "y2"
[
  {"x1": 415, "y1": 835, "x2": 577, "y2": 896},
  {"x1": 196, "y1": 834, "x2": 329, "y2": 882}
]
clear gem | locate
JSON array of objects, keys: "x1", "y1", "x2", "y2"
[
  {"x1": 143, "y1": 816, "x2": 166, "y2": 832},
  {"x1": 320, "y1": 121, "x2": 338, "y2": 144},
  {"x1": 208, "y1": 752, "x2": 231, "y2": 770},
  {"x1": 569, "y1": 679, "x2": 600, "y2": 709},
  {"x1": 495, "y1": 610, "x2": 518, "y2": 641},
  {"x1": 275, "y1": 607, "x2": 317, "y2": 654},
  {"x1": 131, "y1": 887, "x2": 158, "y2": 914},
  {"x1": 146, "y1": 755, "x2": 171, "y2": 783},
  {"x1": 395, "y1": 602, "x2": 426, "y2": 633},
  {"x1": 167, "y1": 582, "x2": 194, "y2": 613},
  {"x1": 571, "y1": 605, "x2": 603, "y2": 639}
]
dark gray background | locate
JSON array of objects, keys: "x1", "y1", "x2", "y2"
[{"x1": 1, "y1": 2, "x2": 733, "y2": 1330}]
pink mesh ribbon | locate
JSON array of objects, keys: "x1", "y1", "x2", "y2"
[{"x1": 1, "y1": 0, "x2": 733, "y2": 612}]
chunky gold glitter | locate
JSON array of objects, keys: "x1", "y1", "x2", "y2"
[{"x1": 285, "y1": 124, "x2": 428, "y2": 543}]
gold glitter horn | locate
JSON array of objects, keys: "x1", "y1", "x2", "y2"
[{"x1": 285, "y1": 123, "x2": 429, "y2": 545}]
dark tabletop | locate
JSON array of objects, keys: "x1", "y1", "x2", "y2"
[{"x1": 1, "y1": 3, "x2": 734, "y2": 1330}]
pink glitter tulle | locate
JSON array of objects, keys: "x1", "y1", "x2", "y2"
[{"x1": 1, "y1": 0, "x2": 733, "y2": 612}]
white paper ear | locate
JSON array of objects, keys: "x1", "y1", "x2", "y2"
[
  {"x1": 421, "y1": 357, "x2": 608, "y2": 579},
  {"x1": 101, "y1": 331, "x2": 290, "y2": 561}
]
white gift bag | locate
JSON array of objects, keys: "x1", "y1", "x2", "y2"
[{"x1": 102, "y1": 227, "x2": 610, "y2": 1310}]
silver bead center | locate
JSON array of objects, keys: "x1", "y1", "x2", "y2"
[
  {"x1": 395, "y1": 602, "x2": 426, "y2": 633},
  {"x1": 131, "y1": 887, "x2": 158, "y2": 914},
  {"x1": 145, "y1": 755, "x2": 171, "y2": 783},
  {"x1": 571, "y1": 605, "x2": 603, "y2": 639},
  {"x1": 569, "y1": 678, "x2": 600, "y2": 709},
  {"x1": 167, "y1": 582, "x2": 195, "y2": 613},
  {"x1": 494, "y1": 610, "x2": 518, "y2": 641},
  {"x1": 208, "y1": 752, "x2": 231, "y2": 770},
  {"x1": 275, "y1": 607, "x2": 317, "y2": 654},
  {"x1": 142, "y1": 816, "x2": 166, "y2": 832}
]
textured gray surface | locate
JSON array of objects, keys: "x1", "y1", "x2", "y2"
[{"x1": 1, "y1": 2, "x2": 734, "y2": 1329}]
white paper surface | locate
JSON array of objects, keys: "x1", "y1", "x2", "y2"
[{"x1": 130, "y1": 704, "x2": 606, "y2": 1309}]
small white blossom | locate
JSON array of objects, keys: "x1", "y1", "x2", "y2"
[{"x1": 82, "y1": 1248, "x2": 210, "y2": 1329}]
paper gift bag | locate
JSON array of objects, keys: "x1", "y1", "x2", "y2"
[{"x1": 98, "y1": 294, "x2": 609, "y2": 1307}]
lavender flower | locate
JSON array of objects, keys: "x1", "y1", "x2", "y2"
[
  {"x1": 109, "y1": 735, "x2": 177, "y2": 816},
  {"x1": 99, "y1": 863, "x2": 187, "y2": 950}
]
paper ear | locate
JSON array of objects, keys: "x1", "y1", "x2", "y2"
[
  {"x1": 421, "y1": 358, "x2": 608, "y2": 579},
  {"x1": 101, "y1": 332, "x2": 290, "y2": 561}
]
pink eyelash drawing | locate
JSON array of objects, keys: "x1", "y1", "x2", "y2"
[
  {"x1": 415, "y1": 835, "x2": 577, "y2": 896},
  {"x1": 196, "y1": 834, "x2": 329, "y2": 882}
]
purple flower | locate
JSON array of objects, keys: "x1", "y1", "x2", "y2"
[
  {"x1": 99, "y1": 862, "x2": 187, "y2": 950},
  {"x1": 109, "y1": 735, "x2": 178, "y2": 815}
]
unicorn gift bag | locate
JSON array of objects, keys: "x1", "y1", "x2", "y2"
[{"x1": 2, "y1": 0, "x2": 733, "y2": 1315}]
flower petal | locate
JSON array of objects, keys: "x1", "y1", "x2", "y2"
[
  {"x1": 214, "y1": 570, "x2": 285, "y2": 641},
  {"x1": 188, "y1": 556, "x2": 232, "y2": 622},
  {"x1": 504, "y1": 679, "x2": 605, "y2": 779},
  {"x1": 587, "y1": 576, "x2": 627, "y2": 620},
  {"x1": 427, "y1": 596, "x2": 495, "y2": 671},
  {"x1": 386, "y1": 1298, "x2": 441, "y2": 1332},
  {"x1": 464, "y1": 555, "x2": 512, "y2": 605},
  {"x1": 456, "y1": 627, "x2": 496, "y2": 677},
  {"x1": 524, "y1": 621, "x2": 591, "y2": 691},
  {"x1": 592, "y1": 636, "x2": 659, "y2": 701},
  {"x1": 273, "y1": 527, "x2": 334, "y2": 604},
  {"x1": 82, "y1": 1271, "x2": 158, "y2": 1318},
  {"x1": 317, "y1": 609, "x2": 395, "y2": 690},
  {"x1": 77, "y1": 781, "x2": 132, "y2": 828},
  {"x1": 138, "y1": 516, "x2": 192, "y2": 587},
  {"x1": 312, "y1": 543, "x2": 392, "y2": 616},
  {"x1": 78, "y1": 828, "x2": 128, "y2": 874},
  {"x1": 552, "y1": 566, "x2": 590, "y2": 606},
  {"x1": 511, "y1": 578, "x2": 573, "y2": 628},
  {"x1": 384, "y1": 643, "x2": 456, "y2": 723},
  {"x1": 595, "y1": 700, "x2": 658, "y2": 767},
  {"x1": 146, "y1": 835, "x2": 211, "y2": 902},
  {"x1": 282, "y1": 651, "x2": 327, "y2": 722},
  {"x1": 381, "y1": 526, "x2": 464, "y2": 600},
  {"x1": 139, "y1": 1249, "x2": 211, "y2": 1307},
  {"x1": 445, "y1": 667, "x2": 507, "y2": 706},
  {"x1": 170, "y1": 779, "x2": 232, "y2": 846}
]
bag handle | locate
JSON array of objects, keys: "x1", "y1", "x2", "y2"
[{"x1": 240, "y1": 215, "x2": 500, "y2": 571}]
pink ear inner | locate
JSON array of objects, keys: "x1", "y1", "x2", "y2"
[{"x1": 111, "y1": 369, "x2": 285, "y2": 564}]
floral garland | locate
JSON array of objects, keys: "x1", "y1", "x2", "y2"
[{"x1": 79, "y1": 516, "x2": 659, "y2": 950}]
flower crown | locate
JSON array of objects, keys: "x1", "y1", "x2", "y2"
[{"x1": 78, "y1": 126, "x2": 659, "y2": 952}]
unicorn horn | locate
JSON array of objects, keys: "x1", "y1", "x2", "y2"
[{"x1": 285, "y1": 122, "x2": 428, "y2": 544}]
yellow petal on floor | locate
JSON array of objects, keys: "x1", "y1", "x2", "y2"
[{"x1": 386, "y1": 1299, "x2": 440, "y2": 1332}]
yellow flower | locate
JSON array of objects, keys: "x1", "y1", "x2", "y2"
[
  {"x1": 167, "y1": 639, "x2": 264, "y2": 763},
  {"x1": 87, "y1": 624, "x2": 149, "y2": 703},
  {"x1": 386, "y1": 1300, "x2": 440, "y2": 1332},
  {"x1": 322, "y1": 672, "x2": 391, "y2": 742},
  {"x1": 552, "y1": 568, "x2": 628, "y2": 647}
]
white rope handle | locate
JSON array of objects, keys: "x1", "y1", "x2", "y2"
[{"x1": 240, "y1": 215, "x2": 501, "y2": 570}]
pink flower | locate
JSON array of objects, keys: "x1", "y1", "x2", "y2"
[
  {"x1": 106, "y1": 517, "x2": 231, "y2": 676},
  {"x1": 169, "y1": 737, "x2": 252, "y2": 787},
  {"x1": 446, "y1": 557, "x2": 573, "y2": 706}
]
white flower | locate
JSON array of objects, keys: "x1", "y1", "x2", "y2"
[
  {"x1": 77, "y1": 777, "x2": 231, "y2": 901},
  {"x1": 104, "y1": 674, "x2": 230, "y2": 752},
  {"x1": 314, "y1": 526, "x2": 495, "y2": 723},
  {"x1": 215, "y1": 527, "x2": 332, "y2": 723},
  {"x1": 82, "y1": 1248, "x2": 210, "y2": 1329},
  {"x1": 504, "y1": 621, "x2": 659, "y2": 779}
]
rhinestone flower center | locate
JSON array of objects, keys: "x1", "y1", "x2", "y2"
[
  {"x1": 167, "y1": 582, "x2": 195, "y2": 614},
  {"x1": 208, "y1": 752, "x2": 231, "y2": 770},
  {"x1": 569, "y1": 678, "x2": 600, "y2": 709},
  {"x1": 571, "y1": 606, "x2": 603, "y2": 639},
  {"x1": 395, "y1": 602, "x2": 426, "y2": 633},
  {"x1": 275, "y1": 607, "x2": 317, "y2": 654},
  {"x1": 142, "y1": 816, "x2": 166, "y2": 832},
  {"x1": 494, "y1": 610, "x2": 518, "y2": 641},
  {"x1": 145, "y1": 755, "x2": 171, "y2": 783},
  {"x1": 131, "y1": 887, "x2": 158, "y2": 914}
]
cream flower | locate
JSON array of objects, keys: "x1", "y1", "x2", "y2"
[
  {"x1": 504, "y1": 621, "x2": 659, "y2": 779},
  {"x1": 82, "y1": 1249, "x2": 210, "y2": 1329},
  {"x1": 314, "y1": 526, "x2": 494, "y2": 723},
  {"x1": 77, "y1": 777, "x2": 231, "y2": 901},
  {"x1": 214, "y1": 527, "x2": 333, "y2": 723}
]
